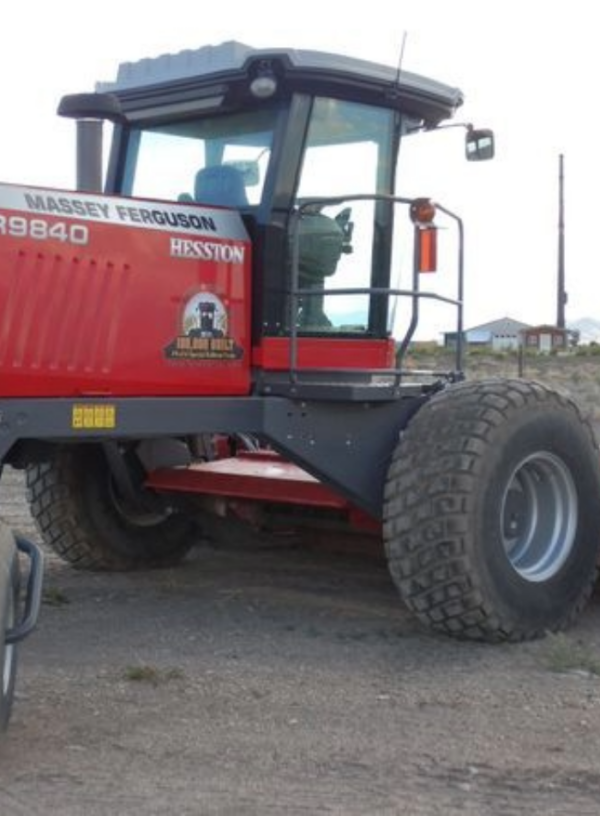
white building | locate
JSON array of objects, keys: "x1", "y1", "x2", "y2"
[{"x1": 444, "y1": 317, "x2": 531, "y2": 350}]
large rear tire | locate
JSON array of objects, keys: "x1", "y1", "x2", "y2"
[
  {"x1": 0, "y1": 525, "x2": 19, "y2": 732},
  {"x1": 383, "y1": 378, "x2": 600, "y2": 642},
  {"x1": 26, "y1": 445, "x2": 197, "y2": 571}
]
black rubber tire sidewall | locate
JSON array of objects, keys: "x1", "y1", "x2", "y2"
[
  {"x1": 27, "y1": 445, "x2": 197, "y2": 571},
  {"x1": 384, "y1": 379, "x2": 600, "y2": 641},
  {"x1": 471, "y1": 404, "x2": 600, "y2": 633}
]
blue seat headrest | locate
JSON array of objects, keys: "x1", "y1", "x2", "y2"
[{"x1": 194, "y1": 165, "x2": 248, "y2": 207}]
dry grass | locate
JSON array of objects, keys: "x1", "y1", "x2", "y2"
[
  {"x1": 42, "y1": 586, "x2": 70, "y2": 607},
  {"x1": 407, "y1": 347, "x2": 600, "y2": 429},
  {"x1": 539, "y1": 632, "x2": 600, "y2": 676},
  {"x1": 123, "y1": 665, "x2": 184, "y2": 685}
]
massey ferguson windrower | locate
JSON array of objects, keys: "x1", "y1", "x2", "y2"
[{"x1": 1, "y1": 43, "x2": 599, "y2": 726}]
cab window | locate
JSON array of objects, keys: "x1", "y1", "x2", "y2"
[
  {"x1": 292, "y1": 98, "x2": 395, "y2": 334},
  {"x1": 121, "y1": 108, "x2": 279, "y2": 206}
]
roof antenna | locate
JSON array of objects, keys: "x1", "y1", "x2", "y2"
[{"x1": 394, "y1": 31, "x2": 408, "y2": 89}]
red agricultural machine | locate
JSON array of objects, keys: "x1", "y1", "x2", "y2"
[{"x1": 2, "y1": 41, "x2": 599, "y2": 729}]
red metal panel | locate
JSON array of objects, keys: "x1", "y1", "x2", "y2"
[
  {"x1": 253, "y1": 336, "x2": 396, "y2": 370},
  {"x1": 147, "y1": 454, "x2": 350, "y2": 508},
  {"x1": 0, "y1": 183, "x2": 251, "y2": 397}
]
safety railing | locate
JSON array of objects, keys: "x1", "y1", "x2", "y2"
[{"x1": 286, "y1": 193, "x2": 465, "y2": 392}]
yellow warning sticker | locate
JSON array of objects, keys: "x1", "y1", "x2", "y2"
[{"x1": 71, "y1": 404, "x2": 116, "y2": 430}]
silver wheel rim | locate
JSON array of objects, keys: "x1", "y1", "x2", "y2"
[{"x1": 501, "y1": 451, "x2": 577, "y2": 582}]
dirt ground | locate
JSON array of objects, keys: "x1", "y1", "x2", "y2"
[{"x1": 2, "y1": 467, "x2": 600, "y2": 815}]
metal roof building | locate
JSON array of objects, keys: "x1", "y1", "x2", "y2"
[{"x1": 444, "y1": 317, "x2": 531, "y2": 350}]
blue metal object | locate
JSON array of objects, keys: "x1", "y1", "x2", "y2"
[{"x1": 5, "y1": 535, "x2": 44, "y2": 646}]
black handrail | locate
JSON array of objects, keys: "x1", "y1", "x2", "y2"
[
  {"x1": 288, "y1": 193, "x2": 464, "y2": 388},
  {"x1": 5, "y1": 535, "x2": 44, "y2": 645}
]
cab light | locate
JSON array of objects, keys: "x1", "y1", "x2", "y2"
[
  {"x1": 409, "y1": 198, "x2": 436, "y2": 225},
  {"x1": 249, "y1": 60, "x2": 278, "y2": 99}
]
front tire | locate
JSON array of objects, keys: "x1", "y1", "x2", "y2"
[
  {"x1": 384, "y1": 378, "x2": 600, "y2": 642},
  {"x1": 26, "y1": 445, "x2": 197, "y2": 571}
]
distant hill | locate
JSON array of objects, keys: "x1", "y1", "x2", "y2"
[{"x1": 568, "y1": 317, "x2": 600, "y2": 344}]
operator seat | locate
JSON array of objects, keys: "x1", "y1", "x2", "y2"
[
  {"x1": 194, "y1": 165, "x2": 249, "y2": 207},
  {"x1": 294, "y1": 212, "x2": 346, "y2": 329}
]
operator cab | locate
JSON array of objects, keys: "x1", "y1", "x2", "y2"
[{"x1": 59, "y1": 42, "x2": 493, "y2": 396}]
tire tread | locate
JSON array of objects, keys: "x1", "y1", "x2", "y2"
[{"x1": 384, "y1": 378, "x2": 599, "y2": 642}]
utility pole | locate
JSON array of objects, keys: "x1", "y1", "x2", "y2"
[{"x1": 557, "y1": 153, "x2": 566, "y2": 328}]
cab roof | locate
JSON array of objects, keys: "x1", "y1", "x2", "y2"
[{"x1": 97, "y1": 41, "x2": 464, "y2": 128}]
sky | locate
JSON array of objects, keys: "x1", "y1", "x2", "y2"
[{"x1": 1, "y1": 0, "x2": 597, "y2": 341}]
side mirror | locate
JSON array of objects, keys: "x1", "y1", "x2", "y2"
[
  {"x1": 466, "y1": 128, "x2": 494, "y2": 161},
  {"x1": 57, "y1": 93, "x2": 124, "y2": 123}
]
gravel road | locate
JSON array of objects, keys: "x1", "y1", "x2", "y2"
[{"x1": 2, "y1": 468, "x2": 600, "y2": 815}]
